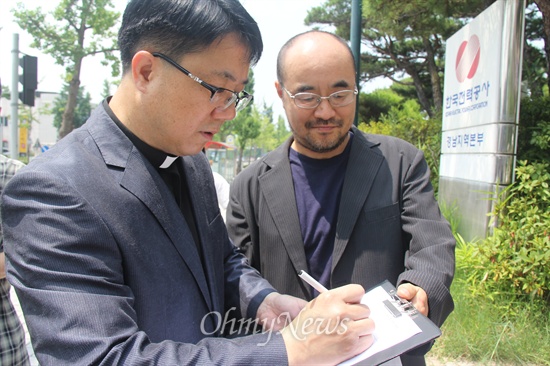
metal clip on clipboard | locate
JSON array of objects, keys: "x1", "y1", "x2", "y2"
[
  {"x1": 339, "y1": 280, "x2": 442, "y2": 365},
  {"x1": 383, "y1": 289, "x2": 419, "y2": 318}
]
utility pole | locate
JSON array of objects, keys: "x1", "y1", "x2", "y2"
[
  {"x1": 11, "y1": 33, "x2": 19, "y2": 159},
  {"x1": 350, "y1": 0, "x2": 362, "y2": 126}
]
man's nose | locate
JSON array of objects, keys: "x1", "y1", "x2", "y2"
[{"x1": 313, "y1": 99, "x2": 336, "y2": 120}]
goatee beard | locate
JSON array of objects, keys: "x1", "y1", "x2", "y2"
[{"x1": 292, "y1": 118, "x2": 348, "y2": 154}]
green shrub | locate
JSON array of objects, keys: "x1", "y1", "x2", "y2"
[
  {"x1": 358, "y1": 99, "x2": 442, "y2": 194},
  {"x1": 439, "y1": 200, "x2": 461, "y2": 236},
  {"x1": 467, "y1": 161, "x2": 550, "y2": 305},
  {"x1": 358, "y1": 88, "x2": 404, "y2": 123},
  {"x1": 433, "y1": 240, "x2": 550, "y2": 365},
  {"x1": 518, "y1": 96, "x2": 550, "y2": 163}
]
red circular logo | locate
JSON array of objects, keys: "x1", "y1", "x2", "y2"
[{"x1": 455, "y1": 35, "x2": 480, "y2": 83}]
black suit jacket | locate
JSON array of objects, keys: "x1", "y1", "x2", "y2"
[
  {"x1": 227, "y1": 127, "x2": 455, "y2": 334},
  {"x1": 2, "y1": 103, "x2": 287, "y2": 365}
]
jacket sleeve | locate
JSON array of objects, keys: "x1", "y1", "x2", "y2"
[
  {"x1": 226, "y1": 168, "x2": 260, "y2": 267},
  {"x1": 2, "y1": 168, "x2": 287, "y2": 366},
  {"x1": 396, "y1": 148, "x2": 455, "y2": 328}
]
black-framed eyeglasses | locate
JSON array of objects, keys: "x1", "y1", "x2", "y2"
[
  {"x1": 152, "y1": 52, "x2": 253, "y2": 112},
  {"x1": 282, "y1": 87, "x2": 358, "y2": 109}
]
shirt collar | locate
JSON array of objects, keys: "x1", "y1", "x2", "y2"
[{"x1": 103, "y1": 98, "x2": 179, "y2": 169}]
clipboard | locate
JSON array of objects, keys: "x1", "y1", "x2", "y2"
[{"x1": 339, "y1": 280, "x2": 441, "y2": 366}]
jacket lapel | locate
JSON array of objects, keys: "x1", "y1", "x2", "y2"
[
  {"x1": 260, "y1": 142, "x2": 309, "y2": 275},
  {"x1": 332, "y1": 129, "x2": 384, "y2": 269},
  {"x1": 89, "y1": 106, "x2": 213, "y2": 311},
  {"x1": 122, "y1": 151, "x2": 213, "y2": 310},
  {"x1": 180, "y1": 154, "x2": 220, "y2": 312}
]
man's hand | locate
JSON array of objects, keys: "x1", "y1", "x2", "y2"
[
  {"x1": 256, "y1": 292, "x2": 308, "y2": 332},
  {"x1": 281, "y1": 284, "x2": 375, "y2": 365},
  {"x1": 397, "y1": 283, "x2": 429, "y2": 316}
]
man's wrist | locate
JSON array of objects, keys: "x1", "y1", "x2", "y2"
[{"x1": 249, "y1": 288, "x2": 277, "y2": 319}]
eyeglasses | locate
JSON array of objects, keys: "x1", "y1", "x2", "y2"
[
  {"x1": 152, "y1": 52, "x2": 253, "y2": 112},
  {"x1": 282, "y1": 87, "x2": 358, "y2": 109}
]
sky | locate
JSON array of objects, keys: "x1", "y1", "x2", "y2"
[{"x1": 0, "y1": 0, "x2": 387, "y2": 122}]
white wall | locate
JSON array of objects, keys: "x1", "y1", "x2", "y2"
[{"x1": 0, "y1": 90, "x2": 60, "y2": 155}]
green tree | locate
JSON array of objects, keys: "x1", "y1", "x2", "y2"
[
  {"x1": 12, "y1": 0, "x2": 120, "y2": 139},
  {"x1": 358, "y1": 99, "x2": 442, "y2": 193},
  {"x1": 249, "y1": 103, "x2": 291, "y2": 153},
  {"x1": 517, "y1": 95, "x2": 550, "y2": 163},
  {"x1": 274, "y1": 115, "x2": 292, "y2": 146},
  {"x1": 533, "y1": 0, "x2": 550, "y2": 92},
  {"x1": 253, "y1": 109, "x2": 276, "y2": 153},
  {"x1": 233, "y1": 106, "x2": 261, "y2": 173},
  {"x1": 261, "y1": 102, "x2": 274, "y2": 125},
  {"x1": 1, "y1": 83, "x2": 10, "y2": 100},
  {"x1": 217, "y1": 69, "x2": 263, "y2": 173},
  {"x1": 101, "y1": 79, "x2": 111, "y2": 99},
  {"x1": 100, "y1": 78, "x2": 121, "y2": 100},
  {"x1": 524, "y1": 2, "x2": 550, "y2": 97},
  {"x1": 52, "y1": 83, "x2": 92, "y2": 132},
  {"x1": 219, "y1": 70, "x2": 257, "y2": 141},
  {"x1": 306, "y1": 0, "x2": 493, "y2": 116},
  {"x1": 358, "y1": 88, "x2": 403, "y2": 123}
]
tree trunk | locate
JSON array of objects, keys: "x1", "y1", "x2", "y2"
[
  {"x1": 58, "y1": 4, "x2": 88, "y2": 140},
  {"x1": 387, "y1": 39, "x2": 434, "y2": 117},
  {"x1": 423, "y1": 36, "x2": 443, "y2": 113},
  {"x1": 404, "y1": 63, "x2": 434, "y2": 118},
  {"x1": 534, "y1": 0, "x2": 550, "y2": 93},
  {"x1": 59, "y1": 72, "x2": 81, "y2": 139}
]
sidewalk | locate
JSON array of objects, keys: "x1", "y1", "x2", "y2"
[{"x1": 9, "y1": 286, "x2": 39, "y2": 366}]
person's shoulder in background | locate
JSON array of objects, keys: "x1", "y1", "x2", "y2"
[{"x1": 0, "y1": 154, "x2": 26, "y2": 192}]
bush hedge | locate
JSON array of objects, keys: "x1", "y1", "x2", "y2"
[{"x1": 465, "y1": 161, "x2": 550, "y2": 306}]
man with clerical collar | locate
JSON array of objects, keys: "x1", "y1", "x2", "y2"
[{"x1": 1, "y1": 1, "x2": 375, "y2": 365}]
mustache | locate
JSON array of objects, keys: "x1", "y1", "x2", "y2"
[{"x1": 305, "y1": 119, "x2": 343, "y2": 128}]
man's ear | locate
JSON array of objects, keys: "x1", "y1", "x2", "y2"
[
  {"x1": 131, "y1": 51, "x2": 156, "y2": 93},
  {"x1": 275, "y1": 81, "x2": 284, "y2": 99}
]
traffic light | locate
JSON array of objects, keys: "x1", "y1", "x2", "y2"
[{"x1": 19, "y1": 55, "x2": 37, "y2": 107}]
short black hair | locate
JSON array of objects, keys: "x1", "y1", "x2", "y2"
[
  {"x1": 276, "y1": 30, "x2": 355, "y2": 85},
  {"x1": 118, "y1": 0, "x2": 263, "y2": 74}
]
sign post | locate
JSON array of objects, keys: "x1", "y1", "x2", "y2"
[
  {"x1": 11, "y1": 34, "x2": 19, "y2": 159},
  {"x1": 438, "y1": 0, "x2": 526, "y2": 241}
]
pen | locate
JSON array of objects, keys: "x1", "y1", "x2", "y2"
[{"x1": 298, "y1": 270, "x2": 328, "y2": 294}]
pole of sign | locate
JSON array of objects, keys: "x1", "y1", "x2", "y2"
[
  {"x1": 350, "y1": 0, "x2": 362, "y2": 126},
  {"x1": 10, "y1": 33, "x2": 19, "y2": 159}
]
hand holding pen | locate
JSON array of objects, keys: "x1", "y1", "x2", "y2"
[
  {"x1": 298, "y1": 270, "x2": 328, "y2": 294},
  {"x1": 280, "y1": 270, "x2": 375, "y2": 365}
]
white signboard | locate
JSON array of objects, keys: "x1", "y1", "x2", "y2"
[
  {"x1": 438, "y1": 0, "x2": 525, "y2": 241},
  {"x1": 441, "y1": 124, "x2": 516, "y2": 155},
  {"x1": 440, "y1": 0, "x2": 524, "y2": 181},
  {"x1": 439, "y1": 154, "x2": 514, "y2": 185},
  {"x1": 442, "y1": 4, "x2": 505, "y2": 131}
]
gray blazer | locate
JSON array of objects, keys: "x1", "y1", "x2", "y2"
[
  {"x1": 2, "y1": 103, "x2": 286, "y2": 365},
  {"x1": 227, "y1": 127, "x2": 455, "y2": 331}
]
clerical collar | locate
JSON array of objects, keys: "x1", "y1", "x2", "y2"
[{"x1": 103, "y1": 98, "x2": 178, "y2": 169}]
